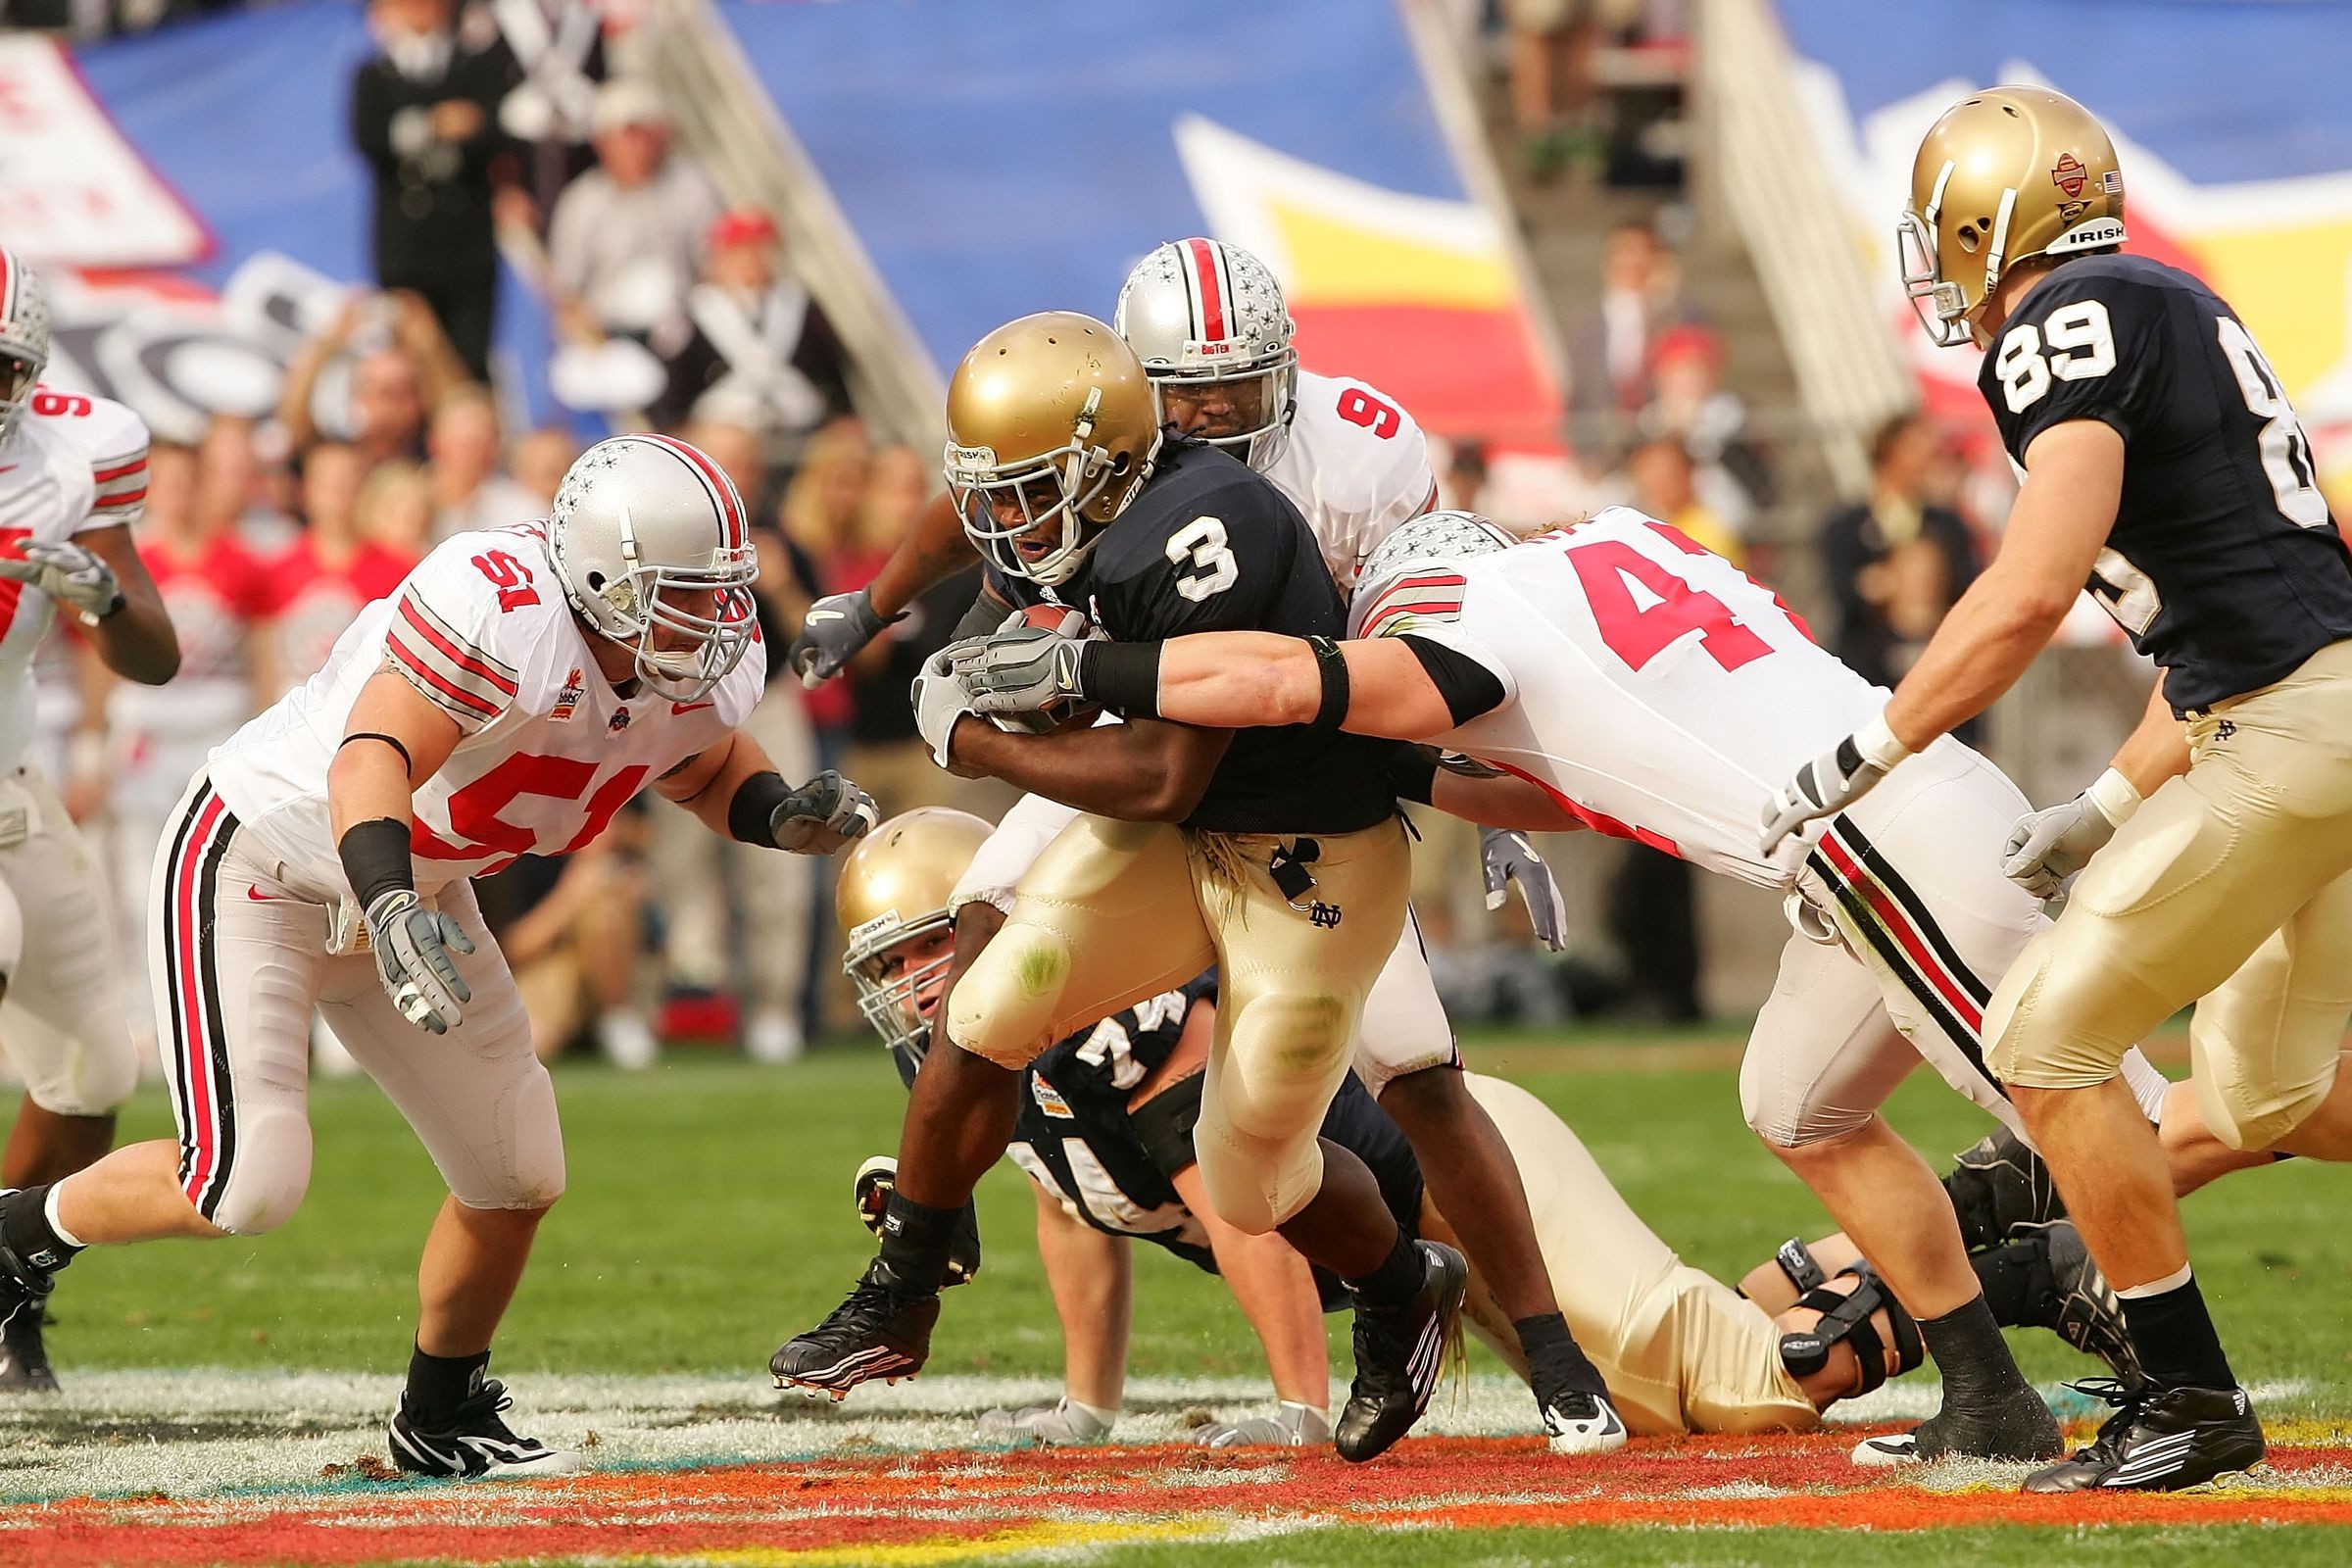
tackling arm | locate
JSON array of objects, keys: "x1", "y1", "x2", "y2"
[
  {"x1": 1881, "y1": 421, "x2": 2124, "y2": 749},
  {"x1": 944, "y1": 715, "x2": 1233, "y2": 823},
  {"x1": 657, "y1": 730, "x2": 877, "y2": 854},
  {"x1": 1080, "y1": 631, "x2": 1457, "y2": 740}
]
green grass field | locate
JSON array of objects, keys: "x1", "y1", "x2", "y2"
[{"x1": 21, "y1": 1027, "x2": 2352, "y2": 1567}]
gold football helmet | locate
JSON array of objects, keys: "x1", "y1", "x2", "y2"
[
  {"x1": 1900, "y1": 85, "x2": 2126, "y2": 347},
  {"x1": 837, "y1": 808, "x2": 995, "y2": 1057},
  {"x1": 944, "y1": 311, "x2": 1162, "y2": 586}
]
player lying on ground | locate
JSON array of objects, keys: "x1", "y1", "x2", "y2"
[
  {"x1": 1757, "y1": 84, "x2": 2352, "y2": 1494},
  {"x1": 790, "y1": 240, "x2": 1620, "y2": 1452},
  {"x1": 948, "y1": 507, "x2": 2278, "y2": 1467},
  {"x1": 0, "y1": 249, "x2": 183, "y2": 1393},
  {"x1": 836, "y1": 808, "x2": 2139, "y2": 1446},
  {"x1": 0, "y1": 435, "x2": 875, "y2": 1478},
  {"x1": 775, "y1": 314, "x2": 1535, "y2": 1465}
]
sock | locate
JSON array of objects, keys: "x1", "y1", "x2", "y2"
[
  {"x1": 1346, "y1": 1229, "x2": 1425, "y2": 1310},
  {"x1": 2118, "y1": 1271, "x2": 2236, "y2": 1391},
  {"x1": 1515, "y1": 1311, "x2": 1607, "y2": 1397},
  {"x1": 874, "y1": 1191, "x2": 962, "y2": 1294},
  {"x1": 1918, "y1": 1294, "x2": 2034, "y2": 1400},
  {"x1": 2, "y1": 1183, "x2": 83, "y2": 1274},
  {"x1": 405, "y1": 1345, "x2": 491, "y2": 1425}
]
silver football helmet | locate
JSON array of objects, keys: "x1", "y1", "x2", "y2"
[
  {"x1": 0, "y1": 250, "x2": 52, "y2": 444},
  {"x1": 1115, "y1": 237, "x2": 1298, "y2": 468},
  {"x1": 548, "y1": 433, "x2": 759, "y2": 700},
  {"x1": 1348, "y1": 510, "x2": 1519, "y2": 637}
]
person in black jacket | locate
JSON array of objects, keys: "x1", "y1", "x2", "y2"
[{"x1": 350, "y1": 0, "x2": 514, "y2": 381}]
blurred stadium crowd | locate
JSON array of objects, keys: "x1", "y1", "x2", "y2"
[{"x1": 9, "y1": 0, "x2": 2072, "y2": 1067}]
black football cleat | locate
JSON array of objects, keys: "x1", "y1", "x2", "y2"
[
  {"x1": 1851, "y1": 1382, "x2": 2063, "y2": 1466},
  {"x1": 388, "y1": 1376, "x2": 584, "y2": 1479},
  {"x1": 1334, "y1": 1241, "x2": 1466, "y2": 1464},
  {"x1": 0, "y1": 1299, "x2": 59, "y2": 1394},
  {"x1": 1987, "y1": 1220, "x2": 2140, "y2": 1382},
  {"x1": 2024, "y1": 1379, "x2": 2265, "y2": 1493},
  {"x1": 1944, "y1": 1126, "x2": 2065, "y2": 1252},
  {"x1": 0, "y1": 1197, "x2": 56, "y2": 1342},
  {"x1": 770, "y1": 1257, "x2": 941, "y2": 1397}
]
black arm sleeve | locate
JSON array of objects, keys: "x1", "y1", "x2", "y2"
[{"x1": 1397, "y1": 634, "x2": 1508, "y2": 724}]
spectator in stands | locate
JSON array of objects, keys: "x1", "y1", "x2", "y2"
[
  {"x1": 486, "y1": 0, "x2": 608, "y2": 219},
  {"x1": 485, "y1": 835, "x2": 655, "y2": 1064},
  {"x1": 1638, "y1": 323, "x2": 1768, "y2": 533},
  {"x1": 548, "y1": 77, "x2": 723, "y2": 344},
  {"x1": 1504, "y1": 0, "x2": 1640, "y2": 182},
  {"x1": 350, "y1": 0, "x2": 513, "y2": 379},
  {"x1": 1567, "y1": 219, "x2": 1699, "y2": 432},
  {"x1": 265, "y1": 444, "x2": 417, "y2": 695},
  {"x1": 426, "y1": 384, "x2": 542, "y2": 539},
  {"x1": 1624, "y1": 435, "x2": 1738, "y2": 563},
  {"x1": 1818, "y1": 413, "x2": 1982, "y2": 721},
  {"x1": 355, "y1": 460, "x2": 436, "y2": 560},
  {"x1": 195, "y1": 415, "x2": 297, "y2": 554},
  {"x1": 511, "y1": 424, "x2": 580, "y2": 510},
  {"x1": 651, "y1": 207, "x2": 853, "y2": 445},
  {"x1": 277, "y1": 291, "x2": 468, "y2": 466}
]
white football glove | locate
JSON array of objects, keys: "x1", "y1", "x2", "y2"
[
  {"x1": 909, "y1": 651, "x2": 979, "y2": 766},
  {"x1": 1194, "y1": 1400, "x2": 1331, "y2": 1449},
  {"x1": 953, "y1": 611, "x2": 1091, "y2": 717},
  {"x1": 769, "y1": 769, "x2": 878, "y2": 855},
  {"x1": 0, "y1": 540, "x2": 122, "y2": 623},
  {"x1": 976, "y1": 1394, "x2": 1116, "y2": 1447},
  {"x1": 2001, "y1": 768, "x2": 2141, "y2": 900},
  {"x1": 1480, "y1": 827, "x2": 1568, "y2": 952},
  {"x1": 1759, "y1": 715, "x2": 1911, "y2": 857},
  {"x1": 363, "y1": 889, "x2": 474, "y2": 1034}
]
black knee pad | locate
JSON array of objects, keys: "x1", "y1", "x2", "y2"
[{"x1": 1771, "y1": 1238, "x2": 1925, "y2": 1396}]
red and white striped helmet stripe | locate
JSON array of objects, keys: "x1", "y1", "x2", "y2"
[
  {"x1": 0, "y1": 249, "x2": 16, "y2": 326},
  {"x1": 1179, "y1": 237, "x2": 1238, "y2": 347}
]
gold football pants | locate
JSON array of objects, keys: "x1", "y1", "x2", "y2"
[
  {"x1": 1428, "y1": 1073, "x2": 1817, "y2": 1436},
  {"x1": 948, "y1": 812, "x2": 1410, "y2": 1232},
  {"x1": 1986, "y1": 641, "x2": 2352, "y2": 1150}
]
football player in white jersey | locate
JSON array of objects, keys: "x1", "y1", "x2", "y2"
[
  {"x1": 787, "y1": 241, "x2": 1619, "y2": 1446},
  {"x1": 0, "y1": 250, "x2": 183, "y2": 1393},
  {"x1": 949, "y1": 509, "x2": 2280, "y2": 1465},
  {"x1": 0, "y1": 433, "x2": 874, "y2": 1476}
]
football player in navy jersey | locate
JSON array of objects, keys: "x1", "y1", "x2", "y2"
[
  {"x1": 773, "y1": 314, "x2": 1585, "y2": 1463},
  {"x1": 1760, "y1": 85, "x2": 2352, "y2": 1492}
]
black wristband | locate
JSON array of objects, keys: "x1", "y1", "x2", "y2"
[
  {"x1": 337, "y1": 817, "x2": 415, "y2": 910},
  {"x1": 339, "y1": 731, "x2": 415, "y2": 778},
  {"x1": 1078, "y1": 640, "x2": 1163, "y2": 717},
  {"x1": 1306, "y1": 636, "x2": 1350, "y2": 733},
  {"x1": 1384, "y1": 744, "x2": 1442, "y2": 807},
  {"x1": 727, "y1": 769, "x2": 795, "y2": 849}
]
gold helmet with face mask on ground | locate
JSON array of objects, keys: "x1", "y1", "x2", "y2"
[
  {"x1": 1899, "y1": 84, "x2": 2127, "y2": 348},
  {"x1": 944, "y1": 311, "x2": 1163, "y2": 587},
  {"x1": 836, "y1": 808, "x2": 995, "y2": 1060}
]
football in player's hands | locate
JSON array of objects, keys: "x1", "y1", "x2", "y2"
[{"x1": 979, "y1": 605, "x2": 1105, "y2": 736}]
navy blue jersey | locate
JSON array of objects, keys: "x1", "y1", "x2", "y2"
[
  {"x1": 1983, "y1": 254, "x2": 2352, "y2": 711},
  {"x1": 990, "y1": 439, "x2": 1404, "y2": 832},
  {"x1": 1004, "y1": 973, "x2": 1425, "y2": 1303}
]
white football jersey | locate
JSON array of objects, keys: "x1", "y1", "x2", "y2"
[
  {"x1": 207, "y1": 523, "x2": 765, "y2": 897},
  {"x1": 1351, "y1": 507, "x2": 1886, "y2": 889},
  {"x1": 1261, "y1": 368, "x2": 1437, "y2": 592},
  {"x1": 0, "y1": 388, "x2": 149, "y2": 772}
]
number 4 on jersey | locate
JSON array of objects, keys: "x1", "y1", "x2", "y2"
[{"x1": 1564, "y1": 533, "x2": 1771, "y2": 673}]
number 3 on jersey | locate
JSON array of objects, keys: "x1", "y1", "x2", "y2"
[
  {"x1": 1561, "y1": 527, "x2": 1772, "y2": 673},
  {"x1": 1165, "y1": 516, "x2": 1239, "y2": 602}
]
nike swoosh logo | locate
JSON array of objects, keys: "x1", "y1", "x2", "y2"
[
  {"x1": 246, "y1": 887, "x2": 279, "y2": 902},
  {"x1": 672, "y1": 701, "x2": 714, "y2": 715}
]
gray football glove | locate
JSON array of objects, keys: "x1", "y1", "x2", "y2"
[
  {"x1": 789, "y1": 588, "x2": 900, "y2": 689},
  {"x1": 1480, "y1": 827, "x2": 1568, "y2": 951},
  {"x1": 951, "y1": 612, "x2": 1091, "y2": 717},
  {"x1": 2000, "y1": 769, "x2": 2141, "y2": 901},
  {"x1": 0, "y1": 540, "x2": 122, "y2": 622},
  {"x1": 910, "y1": 651, "x2": 979, "y2": 765},
  {"x1": 769, "y1": 769, "x2": 878, "y2": 855},
  {"x1": 976, "y1": 1394, "x2": 1115, "y2": 1447},
  {"x1": 1194, "y1": 1400, "x2": 1331, "y2": 1449},
  {"x1": 1759, "y1": 715, "x2": 1911, "y2": 857},
  {"x1": 364, "y1": 889, "x2": 474, "y2": 1035}
]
